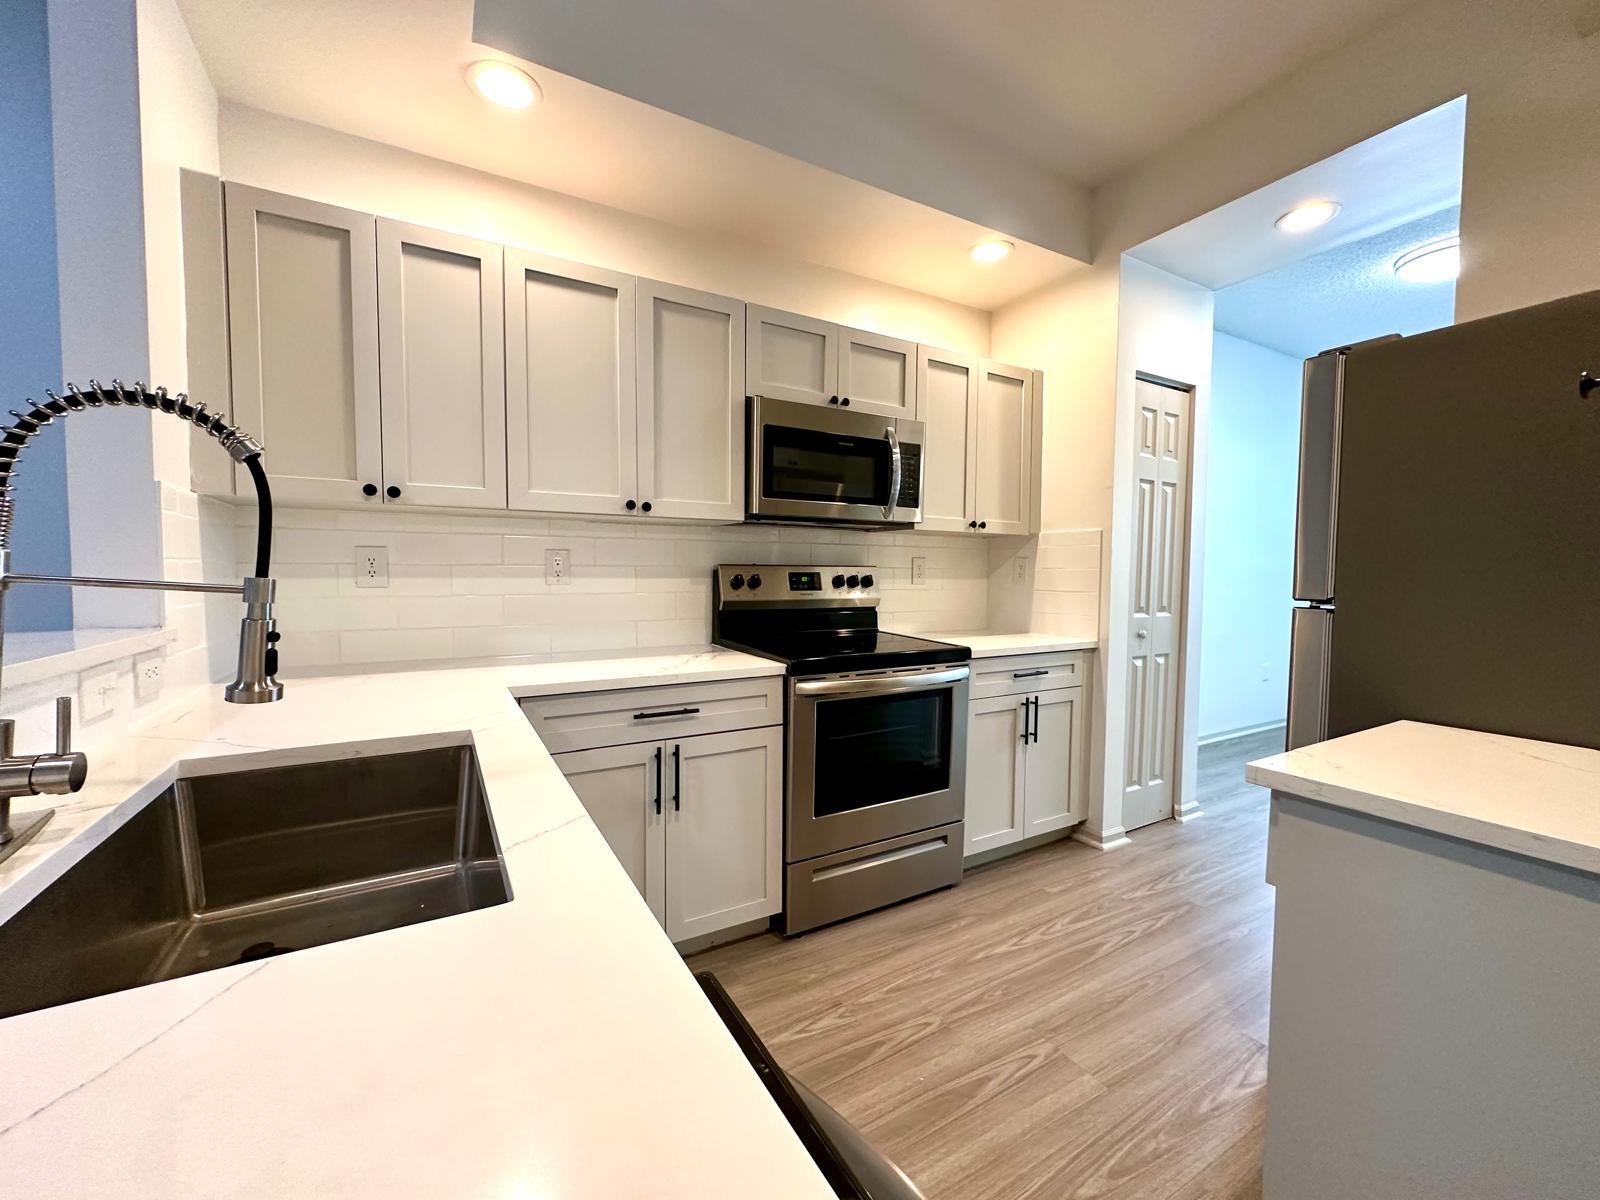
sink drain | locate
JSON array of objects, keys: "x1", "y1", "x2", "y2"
[{"x1": 233, "y1": 940, "x2": 295, "y2": 964}]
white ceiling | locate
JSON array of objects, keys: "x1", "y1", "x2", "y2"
[
  {"x1": 1213, "y1": 206, "x2": 1461, "y2": 359},
  {"x1": 174, "y1": 0, "x2": 1084, "y2": 311},
  {"x1": 1129, "y1": 98, "x2": 1467, "y2": 292},
  {"x1": 475, "y1": 0, "x2": 1418, "y2": 192}
]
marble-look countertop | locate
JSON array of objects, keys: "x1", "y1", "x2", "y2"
[
  {"x1": 1247, "y1": 721, "x2": 1600, "y2": 876},
  {"x1": 924, "y1": 630, "x2": 1098, "y2": 658},
  {"x1": 0, "y1": 649, "x2": 831, "y2": 1199}
]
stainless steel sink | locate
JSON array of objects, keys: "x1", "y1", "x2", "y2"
[{"x1": 0, "y1": 746, "x2": 508, "y2": 1019}]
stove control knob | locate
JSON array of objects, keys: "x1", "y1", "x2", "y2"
[
  {"x1": 747, "y1": 573, "x2": 762, "y2": 590},
  {"x1": 729, "y1": 574, "x2": 745, "y2": 591},
  {"x1": 860, "y1": 573, "x2": 875, "y2": 589},
  {"x1": 831, "y1": 574, "x2": 846, "y2": 589},
  {"x1": 846, "y1": 574, "x2": 861, "y2": 589}
]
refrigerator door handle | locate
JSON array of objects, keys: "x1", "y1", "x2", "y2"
[
  {"x1": 1286, "y1": 606, "x2": 1334, "y2": 750},
  {"x1": 1292, "y1": 350, "x2": 1344, "y2": 603}
]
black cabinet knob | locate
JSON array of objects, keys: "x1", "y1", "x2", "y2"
[
  {"x1": 641, "y1": 501, "x2": 653, "y2": 513},
  {"x1": 747, "y1": 573, "x2": 762, "y2": 590},
  {"x1": 729, "y1": 574, "x2": 745, "y2": 591},
  {"x1": 362, "y1": 483, "x2": 378, "y2": 497},
  {"x1": 978, "y1": 521, "x2": 987, "y2": 530},
  {"x1": 968, "y1": 520, "x2": 978, "y2": 529},
  {"x1": 840, "y1": 397, "x2": 850, "y2": 407},
  {"x1": 829, "y1": 395, "x2": 839, "y2": 405},
  {"x1": 625, "y1": 499, "x2": 637, "y2": 511},
  {"x1": 846, "y1": 573, "x2": 860, "y2": 588},
  {"x1": 860, "y1": 573, "x2": 874, "y2": 588},
  {"x1": 386, "y1": 485, "x2": 401, "y2": 499}
]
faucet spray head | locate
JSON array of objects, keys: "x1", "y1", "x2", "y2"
[{"x1": 225, "y1": 575, "x2": 284, "y2": 704}]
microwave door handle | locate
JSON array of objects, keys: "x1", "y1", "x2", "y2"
[{"x1": 884, "y1": 424, "x2": 902, "y2": 520}]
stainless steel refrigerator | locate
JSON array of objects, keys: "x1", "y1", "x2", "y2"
[{"x1": 1287, "y1": 287, "x2": 1600, "y2": 751}]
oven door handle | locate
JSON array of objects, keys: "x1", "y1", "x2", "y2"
[
  {"x1": 793, "y1": 665, "x2": 969, "y2": 699},
  {"x1": 884, "y1": 423, "x2": 902, "y2": 521}
]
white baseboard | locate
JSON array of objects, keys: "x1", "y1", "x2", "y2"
[
  {"x1": 1072, "y1": 825, "x2": 1131, "y2": 852},
  {"x1": 1198, "y1": 720, "x2": 1286, "y2": 748}
]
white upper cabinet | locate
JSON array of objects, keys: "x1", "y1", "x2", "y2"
[
  {"x1": 636, "y1": 281, "x2": 745, "y2": 522},
  {"x1": 505, "y1": 250, "x2": 638, "y2": 515},
  {"x1": 973, "y1": 359, "x2": 1035, "y2": 535},
  {"x1": 224, "y1": 184, "x2": 382, "y2": 505},
  {"x1": 838, "y1": 327, "x2": 917, "y2": 420},
  {"x1": 916, "y1": 346, "x2": 979, "y2": 532},
  {"x1": 745, "y1": 304, "x2": 838, "y2": 406},
  {"x1": 376, "y1": 220, "x2": 506, "y2": 509}
]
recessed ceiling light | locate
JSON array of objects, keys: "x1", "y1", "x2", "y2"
[
  {"x1": 466, "y1": 60, "x2": 541, "y2": 110},
  {"x1": 1275, "y1": 199, "x2": 1341, "y2": 233},
  {"x1": 1393, "y1": 235, "x2": 1461, "y2": 284},
  {"x1": 969, "y1": 239, "x2": 1014, "y2": 264}
]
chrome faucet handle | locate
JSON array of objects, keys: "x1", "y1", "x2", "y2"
[{"x1": 55, "y1": 695, "x2": 72, "y2": 755}]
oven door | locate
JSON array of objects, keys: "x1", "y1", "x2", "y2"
[
  {"x1": 748, "y1": 396, "x2": 923, "y2": 526},
  {"x1": 787, "y1": 665, "x2": 969, "y2": 861}
]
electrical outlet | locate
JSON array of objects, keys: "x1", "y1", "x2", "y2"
[
  {"x1": 546, "y1": 548, "x2": 571, "y2": 585},
  {"x1": 910, "y1": 556, "x2": 927, "y2": 586},
  {"x1": 354, "y1": 546, "x2": 389, "y2": 588},
  {"x1": 134, "y1": 652, "x2": 163, "y2": 702},
  {"x1": 1260, "y1": 661, "x2": 1272, "y2": 683},
  {"x1": 1013, "y1": 556, "x2": 1029, "y2": 582}
]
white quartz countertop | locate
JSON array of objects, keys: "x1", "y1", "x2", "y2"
[
  {"x1": 925, "y1": 630, "x2": 1098, "y2": 657},
  {"x1": 1247, "y1": 721, "x2": 1600, "y2": 876},
  {"x1": 0, "y1": 648, "x2": 831, "y2": 1199}
]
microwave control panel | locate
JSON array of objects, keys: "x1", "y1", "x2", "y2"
[{"x1": 896, "y1": 444, "x2": 922, "y2": 508}]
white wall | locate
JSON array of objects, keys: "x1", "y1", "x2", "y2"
[
  {"x1": 217, "y1": 104, "x2": 991, "y2": 356},
  {"x1": 1197, "y1": 333, "x2": 1300, "y2": 740}
]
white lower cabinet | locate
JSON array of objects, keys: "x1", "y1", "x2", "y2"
[
  {"x1": 551, "y1": 718, "x2": 781, "y2": 943},
  {"x1": 963, "y1": 683, "x2": 1087, "y2": 858}
]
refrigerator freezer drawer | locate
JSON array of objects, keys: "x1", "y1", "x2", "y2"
[
  {"x1": 1292, "y1": 350, "x2": 1343, "y2": 603},
  {"x1": 1287, "y1": 607, "x2": 1333, "y2": 750}
]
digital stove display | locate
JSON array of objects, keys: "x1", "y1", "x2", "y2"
[{"x1": 788, "y1": 570, "x2": 822, "y2": 592}]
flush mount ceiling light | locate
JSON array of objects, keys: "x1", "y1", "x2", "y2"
[
  {"x1": 466, "y1": 60, "x2": 541, "y2": 110},
  {"x1": 1393, "y1": 235, "x2": 1461, "y2": 284},
  {"x1": 1275, "y1": 199, "x2": 1341, "y2": 233},
  {"x1": 969, "y1": 238, "x2": 1015, "y2": 264}
]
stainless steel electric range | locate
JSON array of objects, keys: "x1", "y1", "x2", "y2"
[{"x1": 712, "y1": 565, "x2": 970, "y2": 934}]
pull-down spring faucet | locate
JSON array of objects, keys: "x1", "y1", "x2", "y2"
[{"x1": 0, "y1": 380, "x2": 283, "y2": 864}]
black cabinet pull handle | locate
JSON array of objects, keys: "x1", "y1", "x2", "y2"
[
  {"x1": 653, "y1": 746, "x2": 662, "y2": 815},
  {"x1": 1030, "y1": 696, "x2": 1041, "y2": 743},
  {"x1": 633, "y1": 706, "x2": 700, "y2": 720},
  {"x1": 385, "y1": 485, "x2": 401, "y2": 499},
  {"x1": 1019, "y1": 699, "x2": 1030, "y2": 743},
  {"x1": 362, "y1": 483, "x2": 378, "y2": 497},
  {"x1": 1012, "y1": 669, "x2": 1048, "y2": 679},
  {"x1": 672, "y1": 743, "x2": 681, "y2": 811}
]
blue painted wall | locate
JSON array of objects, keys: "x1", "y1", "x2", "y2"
[{"x1": 0, "y1": 0, "x2": 73, "y2": 631}]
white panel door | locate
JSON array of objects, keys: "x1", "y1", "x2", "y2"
[
  {"x1": 553, "y1": 742, "x2": 666, "y2": 925},
  {"x1": 376, "y1": 220, "x2": 506, "y2": 509},
  {"x1": 916, "y1": 345, "x2": 978, "y2": 532},
  {"x1": 1123, "y1": 379, "x2": 1191, "y2": 831},
  {"x1": 963, "y1": 694, "x2": 1027, "y2": 856},
  {"x1": 974, "y1": 360, "x2": 1035, "y2": 535},
  {"x1": 838, "y1": 326, "x2": 917, "y2": 420},
  {"x1": 636, "y1": 280, "x2": 744, "y2": 522},
  {"x1": 664, "y1": 727, "x2": 782, "y2": 942},
  {"x1": 505, "y1": 249, "x2": 638, "y2": 515},
  {"x1": 224, "y1": 183, "x2": 382, "y2": 505},
  {"x1": 745, "y1": 305, "x2": 838, "y2": 407},
  {"x1": 1023, "y1": 688, "x2": 1085, "y2": 837}
]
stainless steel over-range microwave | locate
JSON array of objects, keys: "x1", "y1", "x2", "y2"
[{"x1": 746, "y1": 395, "x2": 925, "y2": 528}]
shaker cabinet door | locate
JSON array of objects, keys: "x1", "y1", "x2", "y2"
[
  {"x1": 505, "y1": 250, "x2": 638, "y2": 515},
  {"x1": 916, "y1": 345, "x2": 979, "y2": 532},
  {"x1": 1023, "y1": 688, "x2": 1084, "y2": 837},
  {"x1": 963, "y1": 695, "x2": 1028, "y2": 856},
  {"x1": 745, "y1": 305, "x2": 838, "y2": 407},
  {"x1": 554, "y1": 742, "x2": 667, "y2": 925},
  {"x1": 224, "y1": 184, "x2": 382, "y2": 505},
  {"x1": 973, "y1": 359, "x2": 1034, "y2": 535},
  {"x1": 838, "y1": 327, "x2": 917, "y2": 420},
  {"x1": 636, "y1": 280, "x2": 744, "y2": 522},
  {"x1": 376, "y1": 220, "x2": 506, "y2": 509}
]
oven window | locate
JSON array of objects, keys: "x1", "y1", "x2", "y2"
[
  {"x1": 763, "y1": 426, "x2": 888, "y2": 506},
  {"x1": 812, "y1": 690, "x2": 952, "y2": 816}
]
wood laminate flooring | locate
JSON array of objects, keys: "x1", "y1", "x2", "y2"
[{"x1": 689, "y1": 728, "x2": 1285, "y2": 1199}]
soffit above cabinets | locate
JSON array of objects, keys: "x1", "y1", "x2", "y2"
[{"x1": 176, "y1": 0, "x2": 1084, "y2": 311}]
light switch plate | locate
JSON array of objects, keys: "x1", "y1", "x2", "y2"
[
  {"x1": 79, "y1": 666, "x2": 120, "y2": 722},
  {"x1": 546, "y1": 548, "x2": 570, "y2": 585},
  {"x1": 354, "y1": 546, "x2": 389, "y2": 588}
]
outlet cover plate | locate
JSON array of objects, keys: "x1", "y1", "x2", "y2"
[
  {"x1": 354, "y1": 546, "x2": 389, "y2": 588},
  {"x1": 546, "y1": 548, "x2": 570, "y2": 585},
  {"x1": 910, "y1": 556, "x2": 927, "y2": 586},
  {"x1": 134, "y1": 651, "x2": 163, "y2": 702}
]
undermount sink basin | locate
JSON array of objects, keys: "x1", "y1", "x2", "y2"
[{"x1": 0, "y1": 746, "x2": 509, "y2": 1020}]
